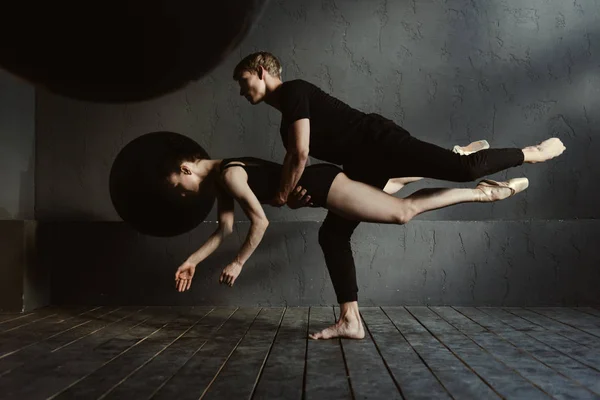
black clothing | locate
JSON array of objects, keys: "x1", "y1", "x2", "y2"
[
  {"x1": 278, "y1": 79, "x2": 525, "y2": 304},
  {"x1": 219, "y1": 157, "x2": 342, "y2": 207}
]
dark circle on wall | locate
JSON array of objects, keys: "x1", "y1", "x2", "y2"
[
  {"x1": 109, "y1": 131, "x2": 215, "y2": 237},
  {"x1": 0, "y1": 0, "x2": 269, "y2": 103}
]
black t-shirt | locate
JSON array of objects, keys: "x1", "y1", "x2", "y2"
[{"x1": 279, "y1": 79, "x2": 372, "y2": 165}]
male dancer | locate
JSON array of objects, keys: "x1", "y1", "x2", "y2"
[{"x1": 233, "y1": 52, "x2": 565, "y2": 340}]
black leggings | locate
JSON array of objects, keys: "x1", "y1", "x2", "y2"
[{"x1": 318, "y1": 134, "x2": 525, "y2": 304}]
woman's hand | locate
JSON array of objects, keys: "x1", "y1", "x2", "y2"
[
  {"x1": 220, "y1": 261, "x2": 243, "y2": 287},
  {"x1": 175, "y1": 261, "x2": 196, "y2": 292}
]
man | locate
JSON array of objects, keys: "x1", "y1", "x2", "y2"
[{"x1": 233, "y1": 52, "x2": 565, "y2": 340}]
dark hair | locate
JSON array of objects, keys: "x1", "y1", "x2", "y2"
[{"x1": 155, "y1": 133, "x2": 210, "y2": 184}]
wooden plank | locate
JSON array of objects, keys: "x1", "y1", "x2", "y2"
[
  {"x1": 201, "y1": 307, "x2": 285, "y2": 399},
  {"x1": 0, "y1": 312, "x2": 27, "y2": 323},
  {"x1": 361, "y1": 307, "x2": 451, "y2": 400},
  {"x1": 0, "y1": 308, "x2": 59, "y2": 333},
  {"x1": 304, "y1": 307, "x2": 353, "y2": 400},
  {"x1": 0, "y1": 306, "x2": 131, "y2": 375},
  {"x1": 528, "y1": 308, "x2": 600, "y2": 337},
  {"x1": 492, "y1": 309, "x2": 600, "y2": 373},
  {"x1": 384, "y1": 306, "x2": 500, "y2": 399},
  {"x1": 450, "y1": 307, "x2": 599, "y2": 399},
  {"x1": 252, "y1": 307, "x2": 308, "y2": 400},
  {"x1": 0, "y1": 306, "x2": 161, "y2": 399},
  {"x1": 50, "y1": 307, "x2": 210, "y2": 399},
  {"x1": 478, "y1": 308, "x2": 600, "y2": 395},
  {"x1": 572, "y1": 307, "x2": 600, "y2": 319},
  {"x1": 0, "y1": 307, "x2": 54, "y2": 324},
  {"x1": 410, "y1": 307, "x2": 550, "y2": 400},
  {"x1": 150, "y1": 307, "x2": 261, "y2": 400},
  {"x1": 0, "y1": 306, "x2": 102, "y2": 357},
  {"x1": 102, "y1": 307, "x2": 236, "y2": 400},
  {"x1": 330, "y1": 307, "x2": 402, "y2": 400},
  {"x1": 505, "y1": 308, "x2": 600, "y2": 350}
]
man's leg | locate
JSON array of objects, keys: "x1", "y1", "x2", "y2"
[
  {"x1": 310, "y1": 166, "x2": 388, "y2": 340},
  {"x1": 311, "y1": 211, "x2": 365, "y2": 340},
  {"x1": 375, "y1": 128, "x2": 564, "y2": 181}
]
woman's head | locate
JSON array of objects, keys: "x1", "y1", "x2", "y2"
[{"x1": 160, "y1": 134, "x2": 210, "y2": 197}]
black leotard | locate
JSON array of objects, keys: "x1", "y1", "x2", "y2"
[{"x1": 219, "y1": 157, "x2": 342, "y2": 207}]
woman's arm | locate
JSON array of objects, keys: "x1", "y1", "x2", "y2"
[
  {"x1": 175, "y1": 186, "x2": 235, "y2": 292},
  {"x1": 185, "y1": 187, "x2": 235, "y2": 266},
  {"x1": 219, "y1": 166, "x2": 270, "y2": 286}
]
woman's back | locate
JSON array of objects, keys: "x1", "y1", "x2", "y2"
[{"x1": 219, "y1": 157, "x2": 342, "y2": 207}]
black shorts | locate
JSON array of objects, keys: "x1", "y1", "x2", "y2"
[{"x1": 298, "y1": 164, "x2": 343, "y2": 207}]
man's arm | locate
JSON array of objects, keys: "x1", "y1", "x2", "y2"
[{"x1": 275, "y1": 118, "x2": 310, "y2": 204}]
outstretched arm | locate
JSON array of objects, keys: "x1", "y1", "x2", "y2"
[
  {"x1": 220, "y1": 167, "x2": 270, "y2": 286},
  {"x1": 175, "y1": 187, "x2": 234, "y2": 292},
  {"x1": 273, "y1": 118, "x2": 310, "y2": 206}
]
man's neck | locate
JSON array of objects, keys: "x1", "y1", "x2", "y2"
[{"x1": 264, "y1": 79, "x2": 284, "y2": 111}]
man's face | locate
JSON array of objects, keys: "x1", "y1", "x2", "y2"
[{"x1": 238, "y1": 70, "x2": 266, "y2": 104}]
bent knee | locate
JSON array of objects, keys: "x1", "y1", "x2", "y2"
[{"x1": 393, "y1": 210, "x2": 413, "y2": 225}]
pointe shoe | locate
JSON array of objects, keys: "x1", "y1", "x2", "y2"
[
  {"x1": 453, "y1": 140, "x2": 490, "y2": 155},
  {"x1": 476, "y1": 177, "x2": 529, "y2": 201}
]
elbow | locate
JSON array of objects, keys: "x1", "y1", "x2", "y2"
[
  {"x1": 219, "y1": 224, "x2": 234, "y2": 238},
  {"x1": 253, "y1": 218, "x2": 269, "y2": 231},
  {"x1": 292, "y1": 149, "x2": 309, "y2": 163}
]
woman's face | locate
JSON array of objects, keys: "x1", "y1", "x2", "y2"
[{"x1": 168, "y1": 164, "x2": 200, "y2": 197}]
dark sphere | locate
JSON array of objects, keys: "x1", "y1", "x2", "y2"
[
  {"x1": 109, "y1": 131, "x2": 215, "y2": 237},
  {"x1": 0, "y1": 0, "x2": 268, "y2": 102}
]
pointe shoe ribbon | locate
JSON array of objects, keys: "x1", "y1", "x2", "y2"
[
  {"x1": 477, "y1": 178, "x2": 529, "y2": 199},
  {"x1": 453, "y1": 140, "x2": 490, "y2": 155}
]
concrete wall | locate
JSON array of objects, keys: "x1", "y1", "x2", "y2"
[
  {"x1": 33, "y1": 0, "x2": 600, "y2": 306},
  {"x1": 0, "y1": 70, "x2": 46, "y2": 312},
  {"x1": 0, "y1": 69, "x2": 34, "y2": 219}
]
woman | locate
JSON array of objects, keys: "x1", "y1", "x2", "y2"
[{"x1": 164, "y1": 137, "x2": 563, "y2": 292}]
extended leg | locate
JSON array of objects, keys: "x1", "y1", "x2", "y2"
[
  {"x1": 379, "y1": 133, "x2": 564, "y2": 182},
  {"x1": 327, "y1": 173, "x2": 529, "y2": 224}
]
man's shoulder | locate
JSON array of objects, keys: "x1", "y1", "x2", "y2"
[{"x1": 281, "y1": 79, "x2": 320, "y2": 92}]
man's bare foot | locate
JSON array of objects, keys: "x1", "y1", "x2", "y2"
[
  {"x1": 476, "y1": 177, "x2": 529, "y2": 202},
  {"x1": 309, "y1": 301, "x2": 365, "y2": 340},
  {"x1": 309, "y1": 314, "x2": 365, "y2": 340},
  {"x1": 522, "y1": 138, "x2": 566, "y2": 163}
]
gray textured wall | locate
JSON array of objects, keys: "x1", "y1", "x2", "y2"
[
  {"x1": 33, "y1": 0, "x2": 600, "y2": 305},
  {"x1": 35, "y1": 0, "x2": 599, "y2": 222},
  {"x1": 0, "y1": 69, "x2": 35, "y2": 220}
]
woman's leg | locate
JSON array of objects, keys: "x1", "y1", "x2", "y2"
[{"x1": 326, "y1": 173, "x2": 529, "y2": 224}]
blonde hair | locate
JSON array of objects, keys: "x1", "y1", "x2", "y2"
[{"x1": 233, "y1": 51, "x2": 282, "y2": 80}]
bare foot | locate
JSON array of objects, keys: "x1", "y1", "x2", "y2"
[
  {"x1": 522, "y1": 138, "x2": 566, "y2": 163},
  {"x1": 309, "y1": 314, "x2": 365, "y2": 340},
  {"x1": 476, "y1": 177, "x2": 529, "y2": 202}
]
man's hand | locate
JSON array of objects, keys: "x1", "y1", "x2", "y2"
[
  {"x1": 220, "y1": 261, "x2": 243, "y2": 287},
  {"x1": 287, "y1": 185, "x2": 313, "y2": 209},
  {"x1": 175, "y1": 261, "x2": 196, "y2": 292}
]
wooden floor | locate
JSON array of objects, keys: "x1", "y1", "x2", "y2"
[{"x1": 0, "y1": 307, "x2": 600, "y2": 399}]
